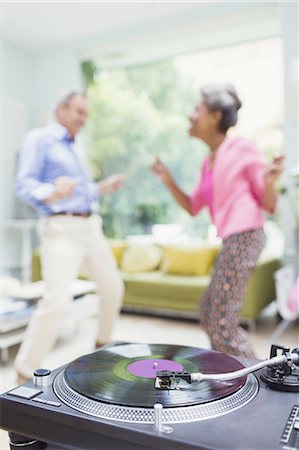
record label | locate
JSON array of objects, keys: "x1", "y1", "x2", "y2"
[{"x1": 127, "y1": 359, "x2": 183, "y2": 378}]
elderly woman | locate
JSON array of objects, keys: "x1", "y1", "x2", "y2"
[{"x1": 151, "y1": 84, "x2": 283, "y2": 357}]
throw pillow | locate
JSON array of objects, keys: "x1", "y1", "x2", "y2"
[
  {"x1": 109, "y1": 240, "x2": 127, "y2": 267},
  {"x1": 121, "y1": 245, "x2": 161, "y2": 273},
  {"x1": 161, "y1": 245, "x2": 220, "y2": 276}
]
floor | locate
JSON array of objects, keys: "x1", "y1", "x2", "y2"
[{"x1": 0, "y1": 306, "x2": 298, "y2": 450}]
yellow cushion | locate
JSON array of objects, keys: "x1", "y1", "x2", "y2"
[
  {"x1": 121, "y1": 245, "x2": 161, "y2": 273},
  {"x1": 161, "y1": 245, "x2": 220, "y2": 276},
  {"x1": 109, "y1": 240, "x2": 127, "y2": 266}
]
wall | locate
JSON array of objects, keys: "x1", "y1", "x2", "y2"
[
  {"x1": 1, "y1": 41, "x2": 33, "y2": 271},
  {"x1": 30, "y1": 47, "x2": 82, "y2": 125},
  {"x1": 280, "y1": 2, "x2": 298, "y2": 262},
  {"x1": 81, "y1": 2, "x2": 280, "y2": 67}
]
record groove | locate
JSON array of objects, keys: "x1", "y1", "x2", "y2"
[{"x1": 64, "y1": 343, "x2": 246, "y2": 408}]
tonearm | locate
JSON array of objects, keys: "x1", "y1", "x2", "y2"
[{"x1": 155, "y1": 345, "x2": 299, "y2": 390}]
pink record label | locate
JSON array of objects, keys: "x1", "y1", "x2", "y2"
[{"x1": 127, "y1": 358, "x2": 183, "y2": 378}]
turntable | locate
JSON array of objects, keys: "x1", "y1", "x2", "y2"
[{"x1": 1, "y1": 342, "x2": 299, "y2": 450}]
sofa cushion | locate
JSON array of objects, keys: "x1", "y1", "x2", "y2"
[
  {"x1": 109, "y1": 240, "x2": 127, "y2": 267},
  {"x1": 161, "y1": 245, "x2": 220, "y2": 276},
  {"x1": 121, "y1": 271, "x2": 210, "y2": 301},
  {"x1": 121, "y1": 245, "x2": 161, "y2": 273}
]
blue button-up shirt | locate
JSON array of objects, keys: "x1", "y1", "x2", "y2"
[{"x1": 15, "y1": 121, "x2": 99, "y2": 215}]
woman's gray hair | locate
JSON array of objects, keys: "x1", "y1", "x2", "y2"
[{"x1": 200, "y1": 84, "x2": 242, "y2": 133}]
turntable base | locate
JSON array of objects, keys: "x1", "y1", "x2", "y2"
[{"x1": 1, "y1": 342, "x2": 299, "y2": 450}]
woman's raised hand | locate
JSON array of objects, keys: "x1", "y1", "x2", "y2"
[
  {"x1": 150, "y1": 156, "x2": 172, "y2": 184},
  {"x1": 264, "y1": 155, "x2": 284, "y2": 185}
]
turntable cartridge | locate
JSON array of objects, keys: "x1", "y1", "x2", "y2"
[{"x1": 155, "y1": 370, "x2": 192, "y2": 389}]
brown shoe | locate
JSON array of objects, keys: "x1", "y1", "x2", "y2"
[{"x1": 17, "y1": 373, "x2": 31, "y2": 385}]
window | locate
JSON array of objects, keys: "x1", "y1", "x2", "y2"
[{"x1": 82, "y1": 37, "x2": 283, "y2": 238}]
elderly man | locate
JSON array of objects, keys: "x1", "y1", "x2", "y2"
[{"x1": 15, "y1": 92, "x2": 125, "y2": 382}]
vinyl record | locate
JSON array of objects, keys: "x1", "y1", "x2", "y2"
[{"x1": 64, "y1": 342, "x2": 246, "y2": 408}]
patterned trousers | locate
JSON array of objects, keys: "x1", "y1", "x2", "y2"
[{"x1": 199, "y1": 228, "x2": 265, "y2": 358}]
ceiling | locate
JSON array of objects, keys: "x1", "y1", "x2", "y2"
[{"x1": 2, "y1": 1, "x2": 208, "y2": 52}]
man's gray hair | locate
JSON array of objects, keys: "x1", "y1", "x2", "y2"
[{"x1": 56, "y1": 91, "x2": 86, "y2": 108}]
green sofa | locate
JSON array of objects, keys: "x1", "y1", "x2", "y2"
[
  {"x1": 121, "y1": 256, "x2": 279, "y2": 323},
  {"x1": 31, "y1": 246, "x2": 279, "y2": 328}
]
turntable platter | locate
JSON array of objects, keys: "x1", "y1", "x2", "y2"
[{"x1": 64, "y1": 343, "x2": 246, "y2": 408}]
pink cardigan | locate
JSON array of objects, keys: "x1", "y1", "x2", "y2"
[{"x1": 189, "y1": 137, "x2": 270, "y2": 239}]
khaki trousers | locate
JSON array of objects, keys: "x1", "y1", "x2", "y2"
[{"x1": 14, "y1": 215, "x2": 124, "y2": 378}]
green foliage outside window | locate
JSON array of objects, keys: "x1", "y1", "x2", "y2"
[{"x1": 82, "y1": 60, "x2": 212, "y2": 238}]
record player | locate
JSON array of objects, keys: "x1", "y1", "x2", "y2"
[{"x1": 1, "y1": 341, "x2": 299, "y2": 450}]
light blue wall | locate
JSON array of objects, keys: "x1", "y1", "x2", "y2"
[
  {"x1": 1, "y1": 41, "x2": 34, "y2": 271},
  {"x1": 30, "y1": 46, "x2": 82, "y2": 125},
  {"x1": 3, "y1": 39, "x2": 33, "y2": 108}
]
